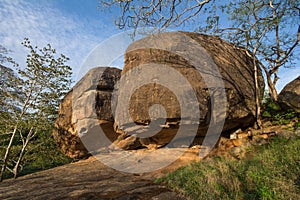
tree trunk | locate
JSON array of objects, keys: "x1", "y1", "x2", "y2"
[
  {"x1": 13, "y1": 145, "x2": 26, "y2": 179},
  {"x1": 253, "y1": 58, "x2": 262, "y2": 129},
  {"x1": 266, "y1": 73, "x2": 278, "y2": 101},
  {"x1": 0, "y1": 125, "x2": 18, "y2": 182},
  {"x1": 0, "y1": 94, "x2": 30, "y2": 181},
  {"x1": 13, "y1": 127, "x2": 34, "y2": 179}
]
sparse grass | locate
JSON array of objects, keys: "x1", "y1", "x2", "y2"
[{"x1": 156, "y1": 136, "x2": 300, "y2": 200}]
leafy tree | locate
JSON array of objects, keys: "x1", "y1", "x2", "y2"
[
  {"x1": 0, "y1": 45, "x2": 13, "y2": 64},
  {"x1": 215, "y1": 0, "x2": 300, "y2": 102},
  {"x1": 0, "y1": 46, "x2": 19, "y2": 140},
  {"x1": 0, "y1": 65, "x2": 16, "y2": 113},
  {"x1": 205, "y1": 0, "x2": 300, "y2": 127},
  {"x1": 0, "y1": 45, "x2": 16, "y2": 110},
  {"x1": 0, "y1": 39, "x2": 72, "y2": 181}
]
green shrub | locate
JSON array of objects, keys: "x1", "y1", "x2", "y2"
[{"x1": 262, "y1": 93, "x2": 299, "y2": 126}]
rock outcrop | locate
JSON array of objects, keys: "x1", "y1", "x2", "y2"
[
  {"x1": 113, "y1": 32, "x2": 265, "y2": 149},
  {"x1": 53, "y1": 32, "x2": 265, "y2": 157},
  {"x1": 52, "y1": 67, "x2": 121, "y2": 159},
  {"x1": 278, "y1": 76, "x2": 300, "y2": 113}
]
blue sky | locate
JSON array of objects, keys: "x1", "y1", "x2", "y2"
[
  {"x1": 0, "y1": 0, "x2": 299, "y2": 91},
  {"x1": 0, "y1": 0, "x2": 121, "y2": 79}
]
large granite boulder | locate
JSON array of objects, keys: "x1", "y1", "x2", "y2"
[
  {"x1": 52, "y1": 67, "x2": 121, "y2": 159},
  {"x1": 278, "y1": 76, "x2": 300, "y2": 112},
  {"x1": 113, "y1": 32, "x2": 265, "y2": 149}
]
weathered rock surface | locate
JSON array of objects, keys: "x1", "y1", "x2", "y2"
[
  {"x1": 278, "y1": 76, "x2": 300, "y2": 113},
  {"x1": 52, "y1": 67, "x2": 121, "y2": 159},
  {"x1": 114, "y1": 32, "x2": 265, "y2": 149}
]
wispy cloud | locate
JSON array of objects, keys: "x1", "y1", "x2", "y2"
[
  {"x1": 0, "y1": 0, "x2": 114, "y2": 77},
  {"x1": 1, "y1": 0, "x2": 298, "y2": 90}
]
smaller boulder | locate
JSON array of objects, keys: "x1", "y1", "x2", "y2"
[
  {"x1": 278, "y1": 76, "x2": 300, "y2": 113},
  {"x1": 52, "y1": 67, "x2": 121, "y2": 159}
]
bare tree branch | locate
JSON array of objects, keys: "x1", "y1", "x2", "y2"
[{"x1": 99, "y1": 0, "x2": 211, "y2": 31}]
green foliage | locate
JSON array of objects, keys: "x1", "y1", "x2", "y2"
[
  {"x1": 272, "y1": 110, "x2": 298, "y2": 126},
  {"x1": 19, "y1": 129, "x2": 73, "y2": 176},
  {"x1": 294, "y1": 121, "x2": 300, "y2": 128},
  {"x1": 0, "y1": 39, "x2": 73, "y2": 180},
  {"x1": 0, "y1": 127, "x2": 73, "y2": 179},
  {"x1": 18, "y1": 38, "x2": 72, "y2": 119},
  {"x1": 157, "y1": 137, "x2": 300, "y2": 200},
  {"x1": 262, "y1": 94, "x2": 299, "y2": 126}
]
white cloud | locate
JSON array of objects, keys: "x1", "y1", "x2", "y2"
[
  {"x1": 1, "y1": 0, "x2": 297, "y2": 90},
  {"x1": 0, "y1": 0, "x2": 113, "y2": 79}
]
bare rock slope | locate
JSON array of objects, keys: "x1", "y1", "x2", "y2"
[{"x1": 0, "y1": 150, "x2": 202, "y2": 200}]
